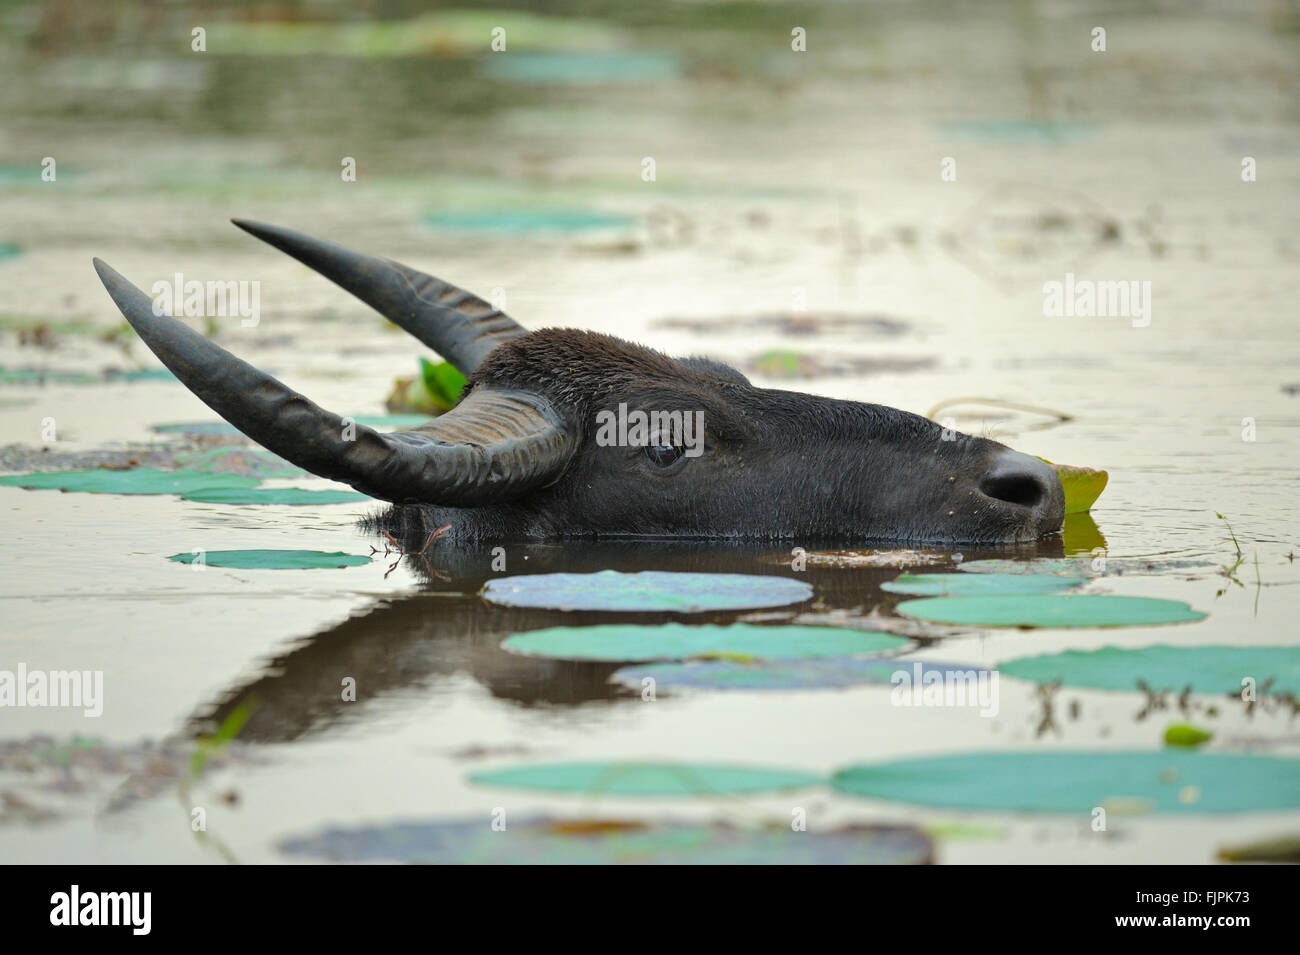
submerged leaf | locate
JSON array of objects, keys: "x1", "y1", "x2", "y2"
[
  {"x1": 278, "y1": 817, "x2": 933, "y2": 864},
  {"x1": 881, "y1": 572, "x2": 1085, "y2": 596},
  {"x1": 1217, "y1": 834, "x2": 1300, "y2": 864},
  {"x1": 503, "y1": 623, "x2": 903, "y2": 662}
]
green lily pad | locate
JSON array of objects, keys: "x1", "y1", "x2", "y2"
[
  {"x1": 418, "y1": 358, "x2": 467, "y2": 410},
  {"x1": 1164, "y1": 724, "x2": 1213, "y2": 748},
  {"x1": 612, "y1": 657, "x2": 968, "y2": 692},
  {"x1": 504, "y1": 623, "x2": 902, "y2": 663},
  {"x1": 168, "y1": 550, "x2": 370, "y2": 570},
  {"x1": 482, "y1": 571, "x2": 813, "y2": 613},
  {"x1": 896, "y1": 595, "x2": 1206, "y2": 629},
  {"x1": 180, "y1": 487, "x2": 369, "y2": 505},
  {"x1": 470, "y1": 762, "x2": 825, "y2": 797},
  {"x1": 0, "y1": 468, "x2": 258, "y2": 496},
  {"x1": 278, "y1": 817, "x2": 932, "y2": 865},
  {"x1": 998, "y1": 645, "x2": 1299, "y2": 695},
  {"x1": 1037, "y1": 459, "x2": 1108, "y2": 515},
  {"x1": 882, "y1": 572, "x2": 1085, "y2": 596},
  {"x1": 832, "y1": 751, "x2": 1300, "y2": 813}
]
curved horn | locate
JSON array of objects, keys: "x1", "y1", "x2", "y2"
[
  {"x1": 92, "y1": 259, "x2": 575, "y2": 506},
  {"x1": 231, "y1": 219, "x2": 526, "y2": 373}
]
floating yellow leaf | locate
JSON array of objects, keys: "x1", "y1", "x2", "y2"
[{"x1": 1038, "y1": 458, "x2": 1109, "y2": 514}]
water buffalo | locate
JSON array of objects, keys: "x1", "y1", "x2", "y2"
[{"x1": 92, "y1": 220, "x2": 1064, "y2": 544}]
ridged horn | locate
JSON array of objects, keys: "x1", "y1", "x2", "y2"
[
  {"x1": 92, "y1": 259, "x2": 575, "y2": 506},
  {"x1": 231, "y1": 218, "x2": 525, "y2": 373}
]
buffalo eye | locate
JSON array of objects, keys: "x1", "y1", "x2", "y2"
[{"x1": 644, "y1": 442, "x2": 685, "y2": 468}]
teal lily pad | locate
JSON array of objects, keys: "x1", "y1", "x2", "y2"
[
  {"x1": 882, "y1": 572, "x2": 1085, "y2": 596},
  {"x1": 832, "y1": 751, "x2": 1300, "y2": 813},
  {"x1": 278, "y1": 817, "x2": 933, "y2": 865},
  {"x1": 612, "y1": 657, "x2": 968, "y2": 691},
  {"x1": 999, "y1": 645, "x2": 1300, "y2": 695},
  {"x1": 482, "y1": 570, "x2": 813, "y2": 613},
  {"x1": 0, "y1": 366, "x2": 101, "y2": 385},
  {"x1": 470, "y1": 762, "x2": 824, "y2": 797},
  {"x1": 896, "y1": 595, "x2": 1206, "y2": 629},
  {"x1": 168, "y1": 550, "x2": 370, "y2": 570},
  {"x1": 479, "y1": 51, "x2": 682, "y2": 85},
  {"x1": 503, "y1": 623, "x2": 902, "y2": 663},
  {"x1": 0, "y1": 468, "x2": 258, "y2": 496},
  {"x1": 180, "y1": 487, "x2": 369, "y2": 505}
]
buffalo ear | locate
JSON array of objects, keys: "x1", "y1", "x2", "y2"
[{"x1": 231, "y1": 219, "x2": 527, "y2": 373}]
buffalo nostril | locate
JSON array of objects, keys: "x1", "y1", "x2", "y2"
[
  {"x1": 979, "y1": 450, "x2": 1059, "y2": 514},
  {"x1": 980, "y1": 473, "x2": 1046, "y2": 508}
]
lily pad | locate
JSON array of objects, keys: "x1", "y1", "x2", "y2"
[
  {"x1": 503, "y1": 623, "x2": 903, "y2": 662},
  {"x1": 1164, "y1": 724, "x2": 1213, "y2": 748},
  {"x1": 832, "y1": 751, "x2": 1300, "y2": 813},
  {"x1": 168, "y1": 550, "x2": 370, "y2": 570},
  {"x1": 998, "y1": 645, "x2": 1300, "y2": 696},
  {"x1": 896, "y1": 595, "x2": 1206, "y2": 629},
  {"x1": 0, "y1": 468, "x2": 258, "y2": 496},
  {"x1": 0, "y1": 366, "x2": 100, "y2": 385},
  {"x1": 418, "y1": 358, "x2": 467, "y2": 410},
  {"x1": 482, "y1": 570, "x2": 813, "y2": 613},
  {"x1": 278, "y1": 817, "x2": 933, "y2": 865},
  {"x1": 881, "y1": 572, "x2": 1085, "y2": 596},
  {"x1": 470, "y1": 762, "x2": 824, "y2": 797},
  {"x1": 612, "y1": 657, "x2": 968, "y2": 692},
  {"x1": 480, "y1": 51, "x2": 682, "y2": 85},
  {"x1": 180, "y1": 487, "x2": 369, "y2": 505},
  {"x1": 1042, "y1": 460, "x2": 1109, "y2": 514}
]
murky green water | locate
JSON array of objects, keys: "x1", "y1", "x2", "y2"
[{"x1": 1, "y1": 0, "x2": 1298, "y2": 863}]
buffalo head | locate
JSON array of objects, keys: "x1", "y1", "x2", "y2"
[{"x1": 93, "y1": 220, "x2": 1064, "y2": 544}]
